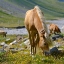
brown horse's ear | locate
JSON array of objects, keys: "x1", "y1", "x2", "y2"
[{"x1": 40, "y1": 29, "x2": 45, "y2": 34}]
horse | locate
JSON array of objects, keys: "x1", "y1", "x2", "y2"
[
  {"x1": 49, "y1": 24, "x2": 61, "y2": 36},
  {"x1": 24, "y1": 6, "x2": 52, "y2": 55},
  {"x1": 0, "y1": 30, "x2": 7, "y2": 37}
]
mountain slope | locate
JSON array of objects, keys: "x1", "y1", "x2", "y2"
[
  {"x1": 0, "y1": 0, "x2": 64, "y2": 19},
  {"x1": 0, "y1": 0, "x2": 27, "y2": 18},
  {"x1": 7, "y1": 0, "x2": 64, "y2": 19}
]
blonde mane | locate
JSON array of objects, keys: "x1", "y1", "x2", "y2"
[{"x1": 34, "y1": 6, "x2": 48, "y2": 33}]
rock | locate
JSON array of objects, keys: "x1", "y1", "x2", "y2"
[
  {"x1": 0, "y1": 48, "x2": 6, "y2": 53},
  {"x1": 50, "y1": 47, "x2": 59, "y2": 54},
  {"x1": 6, "y1": 38, "x2": 10, "y2": 41},
  {"x1": 44, "y1": 47, "x2": 60, "y2": 58},
  {"x1": 0, "y1": 42, "x2": 5, "y2": 46},
  {"x1": 16, "y1": 35, "x2": 23, "y2": 42},
  {"x1": 58, "y1": 50, "x2": 64, "y2": 57},
  {"x1": 52, "y1": 34, "x2": 63, "y2": 41},
  {"x1": 9, "y1": 40, "x2": 17, "y2": 45},
  {"x1": 44, "y1": 51, "x2": 50, "y2": 56},
  {"x1": 54, "y1": 41, "x2": 61, "y2": 47},
  {"x1": 9, "y1": 48, "x2": 25, "y2": 53}
]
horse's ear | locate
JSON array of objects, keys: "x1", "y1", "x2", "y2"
[
  {"x1": 40, "y1": 29, "x2": 45, "y2": 34},
  {"x1": 42, "y1": 11, "x2": 44, "y2": 15}
]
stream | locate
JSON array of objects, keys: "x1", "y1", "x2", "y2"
[{"x1": 0, "y1": 19, "x2": 64, "y2": 35}]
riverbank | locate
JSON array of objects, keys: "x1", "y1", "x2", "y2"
[{"x1": 0, "y1": 19, "x2": 64, "y2": 35}]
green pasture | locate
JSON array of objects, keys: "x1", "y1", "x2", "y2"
[
  {"x1": 0, "y1": 50, "x2": 64, "y2": 64},
  {"x1": 0, "y1": 0, "x2": 64, "y2": 27},
  {"x1": 7, "y1": 0, "x2": 64, "y2": 19},
  {"x1": 0, "y1": 10, "x2": 24, "y2": 27},
  {"x1": 0, "y1": 34, "x2": 64, "y2": 64},
  {"x1": 0, "y1": 0, "x2": 64, "y2": 63}
]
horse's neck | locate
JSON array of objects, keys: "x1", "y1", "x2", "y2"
[
  {"x1": 35, "y1": 21, "x2": 43, "y2": 33},
  {"x1": 34, "y1": 7, "x2": 48, "y2": 34},
  {"x1": 35, "y1": 20, "x2": 48, "y2": 34}
]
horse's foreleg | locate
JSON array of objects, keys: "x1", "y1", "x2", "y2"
[
  {"x1": 32, "y1": 34, "x2": 35, "y2": 55},
  {"x1": 31, "y1": 45, "x2": 32, "y2": 54},
  {"x1": 28, "y1": 31, "x2": 32, "y2": 54},
  {"x1": 31, "y1": 32, "x2": 36, "y2": 55},
  {"x1": 34, "y1": 46, "x2": 36, "y2": 54},
  {"x1": 33, "y1": 34, "x2": 37, "y2": 55}
]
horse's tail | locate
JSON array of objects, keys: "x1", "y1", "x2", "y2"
[{"x1": 56, "y1": 26, "x2": 61, "y2": 33}]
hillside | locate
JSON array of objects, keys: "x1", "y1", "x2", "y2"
[
  {"x1": 0, "y1": 0, "x2": 64, "y2": 19},
  {"x1": 0, "y1": 0, "x2": 25, "y2": 27},
  {"x1": 0, "y1": 0, "x2": 28, "y2": 18},
  {"x1": 0, "y1": 10, "x2": 24, "y2": 27},
  {"x1": 0, "y1": 0, "x2": 64, "y2": 26},
  {"x1": 6, "y1": 0, "x2": 64, "y2": 19}
]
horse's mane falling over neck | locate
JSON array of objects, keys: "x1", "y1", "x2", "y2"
[
  {"x1": 34, "y1": 6, "x2": 48, "y2": 33},
  {"x1": 34, "y1": 6, "x2": 45, "y2": 22}
]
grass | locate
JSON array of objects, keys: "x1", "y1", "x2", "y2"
[
  {"x1": 0, "y1": 0, "x2": 64, "y2": 63},
  {"x1": 0, "y1": 49, "x2": 64, "y2": 64},
  {"x1": 0, "y1": 10, "x2": 24, "y2": 27},
  {"x1": 0, "y1": 0, "x2": 64, "y2": 27},
  {"x1": 7, "y1": 0, "x2": 64, "y2": 19},
  {"x1": 0, "y1": 34, "x2": 64, "y2": 64}
]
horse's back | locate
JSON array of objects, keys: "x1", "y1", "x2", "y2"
[
  {"x1": 49, "y1": 24, "x2": 58, "y2": 30},
  {"x1": 0, "y1": 30, "x2": 7, "y2": 37},
  {"x1": 49, "y1": 24, "x2": 55, "y2": 30},
  {"x1": 49, "y1": 24, "x2": 61, "y2": 33},
  {"x1": 24, "y1": 9, "x2": 34, "y2": 30},
  {"x1": 0, "y1": 30, "x2": 5, "y2": 34}
]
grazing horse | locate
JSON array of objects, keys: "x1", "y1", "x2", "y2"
[
  {"x1": 0, "y1": 30, "x2": 7, "y2": 37},
  {"x1": 49, "y1": 24, "x2": 61, "y2": 36},
  {"x1": 24, "y1": 6, "x2": 52, "y2": 55}
]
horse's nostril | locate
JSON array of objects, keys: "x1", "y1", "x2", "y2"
[{"x1": 44, "y1": 43, "x2": 47, "y2": 45}]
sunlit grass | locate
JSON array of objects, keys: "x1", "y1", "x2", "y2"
[
  {"x1": 0, "y1": 50, "x2": 64, "y2": 64},
  {"x1": 0, "y1": 34, "x2": 64, "y2": 64},
  {"x1": 0, "y1": 10, "x2": 24, "y2": 27}
]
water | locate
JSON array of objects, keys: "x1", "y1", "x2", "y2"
[
  {"x1": 1, "y1": 28, "x2": 28, "y2": 35},
  {"x1": 0, "y1": 19, "x2": 64, "y2": 35},
  {"x1": 46, "y1": 19, "x2": 64, "y2": 29}
]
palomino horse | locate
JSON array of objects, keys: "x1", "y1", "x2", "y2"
[
  {"x1": 49, "y1": 24, "x2": 61, "y2": 36},
  {"x1": 24, "y1": 6, "x2": 52, "y2": 55}
]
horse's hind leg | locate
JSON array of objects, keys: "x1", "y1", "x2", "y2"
[{"x1": 34, "y1": 46, "x2": 36, "y2": 54}]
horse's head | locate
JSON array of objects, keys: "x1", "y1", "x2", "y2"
[{"x1": 39, "y1": 29, "x2": 49, "y2": 52}]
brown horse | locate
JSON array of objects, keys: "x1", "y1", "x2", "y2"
[
  {"x1": 24, "y1": 6, "x2": 52, "y2": 55},
  {"x1": 49, "y1": 24, "x2": 61, "y2": 35},
  {"x1": 0, "y1": 30, "x2": 7, "y2": 37}
]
